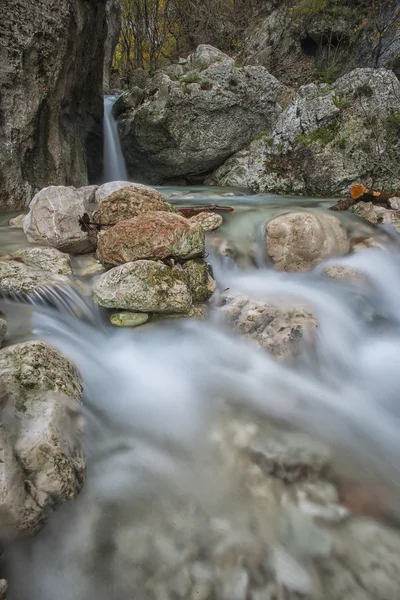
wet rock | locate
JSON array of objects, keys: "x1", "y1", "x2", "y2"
[
  {"x1": 350, "y1": 201, "x2": 378, "y2": 224},
  {"x1": 0, "y1": 319, "x2": 6, "y2": 348},
  {"x1": 95, "y1": 184, "x2": 177, "y2": 225},
  {"x1": 97, "y1": 212, "x2": 205, "y2": 267},
  {"x1": 266, "y1": 212, "x2": 350, "y2": 271},
  {"x1": 72, "y1": 254, "x2": 105, "y2": 277},
  {"x1": 118, "y1": 45, "x2": 281, "y2": 183},
  {"x1": 110, "y1": 312, "x2": 149, "y2": 327},
  {"x1": 190, "y1": 212, "x2": 224, "y2": 232},
  {"x1": 352, "y1": 237, "x2": 386, "y2": 253},
  {"x1": 182, "y1": 260, "x2": 216, "y2": 302},
  {"x1": 12, "y1": 247, "x2": 72, "y2": 275},
  {"x1": 9, "y1": 214, "x2": 25, "y2": 228},
  {"x1": 23, "y1": 186, "x2": 96, "y2": 254},
  {"x1": 0, "y1": 342, "x2": 84, "y2": 534},
  {"x1": 322, "y1": 264, "x2": 366, "y2": 283},
  {"x1": 0, "y1": 579, "x2": 7, "y2": 600},
  {"x1": 93, "y1": 260, "x2": 193, "y2": 314},
  {"x1": 0, "y1": 261, "x2": 71, "y2": 296},
  {"x1": 218, "y1": 293, "x2": 317, "y2": 361}
]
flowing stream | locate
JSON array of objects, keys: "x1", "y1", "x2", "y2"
[
  {"x1": 1, "y1": 187, "x2": 400, "y2": 598},
  {"x1": 103, "y1": 95, "x2": 128, "y2": 182}
]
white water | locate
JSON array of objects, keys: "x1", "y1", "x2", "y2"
[
  {"x1": 4, "y1": 242, "x2": 400, "y2": 598},
  {"x1": 103, "y1": 95, "x2": 128, "y2": 182}
]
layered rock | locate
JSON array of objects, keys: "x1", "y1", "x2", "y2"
[
  {"x1": 0, "y1": 0, "x2": 108, "y2": 210},
  {"x1": 23, "y1": 186, "x2": 96, "y2": 254},
  {"x1": 118, "y1": 45, "x2": 282, "y2": 183},
  {"x1": 209, "y1": 69, "x2": 400, "y2": 196},
  {"x1": 265, "y1": 212, "x2": 350, "y2": 271},
  {"x1": 97, "y1": 212, "x2": 205, "y2": 267},
  {"x1": 0, "y1": 341, "x2": 84, "y2": 534}
]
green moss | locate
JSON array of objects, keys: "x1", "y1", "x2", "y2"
[
  {"x1": 200, "y1": 79, "x2": 212, "y2": 90},
  {"x1": 387, "y1": 113, "x2": 400, "y2": 135},
  {"x1": 333, "y1": 95, "x2": 351, "y2": 110},
  {"x1": 181, "y1": 83, "x2": 192, "y2": 95},
  {"x1": 337, "y1": 137, "x2": 347, "y2": 150},
  {"x1": 296, "y1": 121, "x2": 339, "y2": 147}
]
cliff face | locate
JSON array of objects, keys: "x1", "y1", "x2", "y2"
[
  {"x1": 0, "y1": 0, "x2": 108, "y2": 210},
  {"x1": 103, "y1": 0, "x2": 122, "y2": 93}
]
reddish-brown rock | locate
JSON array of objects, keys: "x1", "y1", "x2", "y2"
[{"x1": 97, "y1": 212, "x2": 205, "y2": 267}]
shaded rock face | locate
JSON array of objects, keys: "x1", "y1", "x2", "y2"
[
  {"x1": 0, "y1": 342, "x2": 84, "y2": 535},
  {"x1": 265, "y1": 212, "x2": 350, "y2": 272},
  {"x1": 210, "y1": 68, "x2": 400, "y2": 196},
  {"x1": 103, "y1": 0, "x2": 121, "y2": 93},
  {"x1": 97, "y1": 212, "x2": 205, "y2": 267},
  {"x1": 118, "y1": 45, "x2": 282, "y2": 184},
  {"x1": 0, "y1": 0, "x2": 108, "y2": 210}
]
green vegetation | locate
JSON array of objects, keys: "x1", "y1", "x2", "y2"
[
  {"x1": 337, "y1": 136, "x2": 347, "y2": 149},
  {"x1": 296, "y1": 121, "x2": 339, "y2": 147},
  {"x1": 333, "y1": 94, "x2": 351, "y2": 110},
  {"x1": 200, "y1": 79, "x2": 212, "y2": 90},
  {"x1": 387, "y1": 113, "x2": 400, "y2": 135},
  {"x1": 181, "y1": 83, "x2": 192, "y2": 95},
  {"x1": 354, "y1": 83, "x2": 373, "y2": 98},
  {"x1": 181, "y1": 72, "x2": 201, "y2": 84}
]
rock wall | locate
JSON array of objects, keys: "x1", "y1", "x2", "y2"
[
  {"x1": 0, "y1": 0, "x2": 108, "y2": 210},
  {"x1": 103, "y1": 0, "x2": 121, "y2": 93}
]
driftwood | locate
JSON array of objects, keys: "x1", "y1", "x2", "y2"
[
  {"x1": 177, "y1": 204, "x2": 234, "y2": 218},
  {"x1": 329, "y1": 184, "x2": 393, "y2": 211}
]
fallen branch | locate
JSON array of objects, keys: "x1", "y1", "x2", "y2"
[
  {"x1": 177, "y1": 204, "x2": 234, "y2": 218},
  {"x1": 350, "y1": 183, "x2": 392, "y2": 204}
]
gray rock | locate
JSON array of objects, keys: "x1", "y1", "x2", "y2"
[
  {"x1": 265, "y1": 212, "x2": 350, "y2": 271},
  {"x1": 73, "y1": 254, "x2": 105, "y2": 277},
  {"x1": 0, "y1": 341, "x2": 84, "y2": 534},
  {"x1": 190, "y1": 212, "x2": 223, "y2": 231},
  {"x1": 23, "y1": 186, "x2": 96, "y2": 254},
  {"x1": 93, "y1": 260, "x2": 193, "y2": 314},
  {"x1": 103, "y1": 0, "x2": 121, "y2": 93},
  {"x1": 218, "y1": 292, "x2": 317, "y2": 361},
  {"x1": 0, "y1": 0, "x2": 108, "y2": 210},
  {"x1": 182, "y1": 260, "x2": 216, "y2": 302},
  {"x1": 12, "y1": 247, "x2": 72, "y2": 275},
  {"x1": 210, "y1": 68, "x2": 400, "y2": 196},
  {"x1": 77, "y1": 185, "x2": 98, "y2": 204},
  {"x1": 350, "y1": 201, "x2": 379, "y2": 224},
  {"x1": 110, "y1": 312, "x2": 149, "y2": 327},
  {"x1": 0, "y1": 319, "x2": 6, "y2": 348},
  {"x1": 119, "y1": 45, "x2": 282, "y2": 183},
  {"x1": 9, "y1": 214, "x2": 26, "y2": 228},
  {"x1": 0, "y1": 261, "x2": 71, "y2": 296},
  {"x1": 95, "y1": 181, "x2": 147, "y2": 203}
]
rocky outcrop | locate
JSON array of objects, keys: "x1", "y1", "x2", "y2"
[
  {"x1": 209, "y1": 68, "x2": 400, "y2": 197},
  {"x1": 97, "y1": 212, "x2": 205, "y2": 267},
  {"x1": 118, "y1": 45, "x2": 282, "y2": 184},
  {"x1": 23, "y1": 186, "x2": 96, "y2": 254},
  {"x1": 0, "y1": 341, "x2": 84, "y2": 534},
  {"x1": 103, "y1": 0, "x2": 121, "y2": 93},
  {"x1": 265, "y1": 212, "x2": 350, "y2": 271},
  {"x1": 0, "y1": 0, "x2": 108, "y2": 210}
]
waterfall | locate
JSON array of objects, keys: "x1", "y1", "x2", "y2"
[{"x1": 103, "y1": 95, "x2": 128, "y2": 182}]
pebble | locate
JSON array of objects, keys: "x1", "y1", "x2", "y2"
[{"x1": 110, "y1": 312, "x2": 149, "y2": 327}]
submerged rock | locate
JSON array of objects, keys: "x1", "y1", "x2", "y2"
[
  {"x1": 265, "y1": 212, "x2": 350, "y2": 271},
  {"x1": 93, "y1": 260, "x2": 193, "y2": 314},
  {"x1": 0, "y1": 342, "x2": 84, "y2": 534},
  {"x1": 0, "y1": 260, "x2": 70, "y2": 296},
  {"x1": 94, "y1": 184, "x2": 177, "y2": 225},
  {"x1": 190, "y1": 212, "x2": 223, "y2": 231},
  {"x1": 23, "y1": 186, "x2": 96, "y2": 254},
  {"x1": 97, "y1": 212, "x2": 205, "y2": 267},
  {"x1": 12, "y1": 247, "x2": 72, "y2": 275},
  {"x1": 110, "y1": 312, "x2": 149, "y2": 327},
  {"x1": 118, "y1": 45, "x2": 282, "y2": 183},
  {"x1": 218, "y1": 293, "x2": 317, "y2": 361}
]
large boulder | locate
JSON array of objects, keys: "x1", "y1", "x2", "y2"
[
  {"x1": 209, "y1": 69, "x2": 400, "y2": 196},
  {"x1": 0, "y1": 0, "x2": 108, "y2": 210},
  {"x1": 93, "y1": 260, "x2": 193, "y2": 314},
  {"x1": 23, "y1": 186, "x2": 96, "y2": 254},
  {"x1": 97, "y1": 212, "x2": 205, "y2": 267},
  {"x1": 0, "y1": 342, "x2": 84, "y2": 534},
  {"x1": 118, "y1": 45, "x2": 282, "y2": 183},
  {"x1": 94, "y1": 184, "x2": 177, "y2": 225},
  {"x1": 218, "y1": 293, "x2": 317, "y2": 361},
  {"x1": 0, "y1": 261, "x2": 71, "y2": 296},
  {"x1": 265, "y1": 212, "x2": 350, "y2": 271},
  {"x1": 12, "y1": 247, "x2": 72, "y2": 275}
]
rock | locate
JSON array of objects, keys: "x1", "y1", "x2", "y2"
[
  {"x1": 77, "y1": 185, "x2": 98, "y2": 204},
  {"x1": 12, "y1": 247, "x2": 72, "y2": 275},
  {"x1": 0, "y1": 341, "x2": 84, "y2": 534},
  {"x1": 23, "y1": 186, "x2": 96, "y2": 254},
  {"x1": 190, "y1": 212, "x2": 223, "y2": 231},
  {"x1": 95, "y1": 181, "x2": 142, "y2": 203},
  {"x1": 350, "y1": 201, "x2": 378, "y2": 223},
  {"x1": 265, "y1": 212, "x2": 350, "y2": 271},
  {"x1": 210, "y1": 68, "x2": 400, "y2": 196},
  {"x1": 389, "y1": 197, "x2": 400, "y2": 210},
  {"x1": 352, "y1": 237, "x2": 386, "y2": 253},
  {"x1": 95, "y1": 184, "x2": 177, "y2": 225},
  {"x1": 0, "y1": 261, "x2": 70, "y2": 296},
  {"x1": 9, "y1": 214, "x2": 26, "y2": 228},
  {"x1": 103, "y1": 0, "x2": 121, "y2": 93},
  {"x1": 72, "y1": 254, "x2": 105, "y2": 277},
  {"x1": 93, "y1": 261, "x2": 193, "y2": 314},
  {"x1": 218, "y1": 293, "x2": 317, "y2": 361},
  {"x1": 0, "y1": 579, "x2": 7, "y2": 600},
  {"x1": 0, "y1": 0, "x2": 108, "y2": 210},
  {"x1": 97, "y1": 212, "x2": 205, "y2": 267},
  {"x1": 322, "y1": 264, "x2": 366, "y2": 283},
  {"x1": 0, "y1": 319, "x2": 6, "y2": 348},
  {"x1": 118, "y1": 45, "x2": 282, "y2": 183},
  {"x1": 182, "y1": 260, "x2": 216, "y2": 302},
  {"x1": 110, "y1": 312, "x2": 149, "y2": 327}
]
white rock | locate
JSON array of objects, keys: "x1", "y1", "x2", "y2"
[{"x1": 12, "y1": 247, "x2": 72, "y2": 275}]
